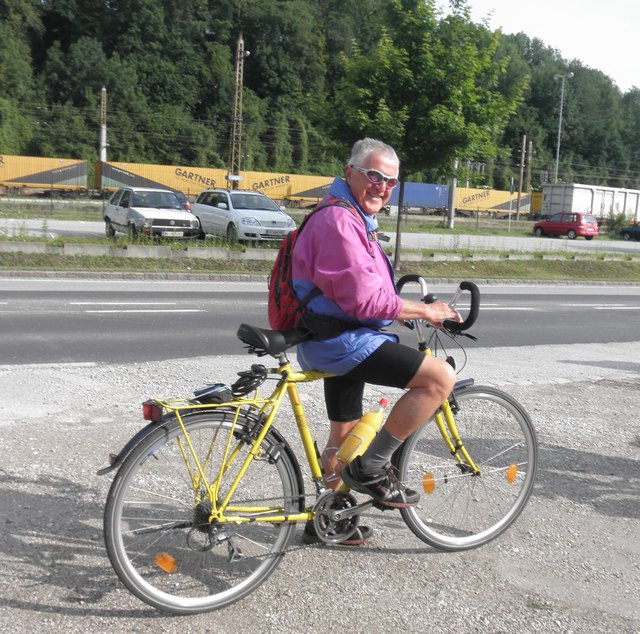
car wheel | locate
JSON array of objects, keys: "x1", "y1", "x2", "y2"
[
  {"x1": 196, "y1": 219, "x2": 206, "y2": 240},
  {"x1": 226, "y1": 223, "x2": 238, "y2": 244},
  {"x1": 622, "y1": 232, "x2": 630, "y2": 241},
  {"x1": 105, "y1": 220, "x2": 116, "y2": 238},
  {"x1": 567, "y1": 230, "x2": 577, "y2": 240},
  {"x1": 534, "y1": 228, "x2": 544, "y2": 237},
  {"x1": 584, "y1": 236, "x2": 594, "y2": 241},
  {"x1": 128, "y1": 223, "x2": 138, "y2": 240}
]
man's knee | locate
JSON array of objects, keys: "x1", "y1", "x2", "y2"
[{"x1": 409, "y1": 357, "x2": 456, "y2": 395}]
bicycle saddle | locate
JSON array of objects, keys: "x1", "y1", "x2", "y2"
[{"x1": 237, "y1": 323, "x2": 311, "y2": 356}]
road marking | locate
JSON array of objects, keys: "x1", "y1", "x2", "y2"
[
  {"x1": 478, "y1": 307, "x2": 536, "y2": 311},
  {"x1": 561, "y1": 303, "x2": 628, "y2": 307},
  {"x1": 592, "y1": 306, "x2": 640, "y2": 310},
  {"x1": 84, "y1": 309, "x2": 205, "y2": 314},
  {"x1": 70, "y1": 302, "x2": 177, "y2": 306}
]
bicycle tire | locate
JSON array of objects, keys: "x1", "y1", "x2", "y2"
[
  {"x1": 104, "y1": 409, "x2": 300, "y2": 614},
  {"x1": 396, "y1": 385, "x2": 538, "y2": 551}
]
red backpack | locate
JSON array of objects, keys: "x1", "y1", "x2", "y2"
[{"x1": 267, "y1": 197, "x2": 353, "y2": 330}]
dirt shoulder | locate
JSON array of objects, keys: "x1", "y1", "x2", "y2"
[{"x1": 0, "y1": 342, "x2": 639, "y2": 633}]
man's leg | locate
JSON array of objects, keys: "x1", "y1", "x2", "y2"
[
  {"x1": 320, "y1": 419, "x2": 358, "y2": 490},
  {"x1": 341, "y1": 350, "x2": 456, "y2": 507}
]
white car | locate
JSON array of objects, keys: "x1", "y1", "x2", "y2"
[
  {"x1": 104, "y1": 187, "x2": 200, "y2": 239},
  {"x1": 192, "y1": 189, "x2": 296, "y2": 242}
]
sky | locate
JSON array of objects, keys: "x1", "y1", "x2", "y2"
[{"x1": 436, "y1": 0, "x2": 639, "y2": 93}]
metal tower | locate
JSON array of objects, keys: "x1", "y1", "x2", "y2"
[{"x1": 228, "y1": 33, "x2": 246, "y2": 188}]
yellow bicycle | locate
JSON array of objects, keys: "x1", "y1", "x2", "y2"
[{"x1": 100, "y1": 275, "x2": 538, "y2": 614}]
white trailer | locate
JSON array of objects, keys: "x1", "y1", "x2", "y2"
[{"x1": 541, "y1": 183, "x2": 640, "y2": 221}]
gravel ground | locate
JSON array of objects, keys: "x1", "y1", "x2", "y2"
[{"x1": 1, "y1": 341, "x2": 639, "y2": 633}]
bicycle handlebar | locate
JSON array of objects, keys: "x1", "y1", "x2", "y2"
[{"x1": 396, "y1": 275, "x2": 480, "y2": 334}]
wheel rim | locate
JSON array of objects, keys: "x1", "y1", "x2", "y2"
[{"x1": 398, "y1": 386, "x2": 537, "y2": 550}]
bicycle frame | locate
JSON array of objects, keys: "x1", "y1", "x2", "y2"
[
  {"x1": 152, "y1": 357, "x2": 333, "y2": 527},
  {"x1": 149, "y1": 343, "x2": 479, "y2": 533}
]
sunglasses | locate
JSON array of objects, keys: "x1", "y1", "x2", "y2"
[{"x1": 350, "y1": 165, "x2": 399, "y2": 189}]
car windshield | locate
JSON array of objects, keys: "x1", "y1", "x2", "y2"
[
  {"x1": 132, "y1": 192, "x2": 182, "y2": 210},
  {"x1": 583, "y1": 215, "x2": 597, "y2": 223},
  {"x1": 230, "y1": 193, "x2": 280, "y2": 211}
]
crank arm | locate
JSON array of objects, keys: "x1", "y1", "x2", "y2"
[{"x1": 330, "y1": 499, "x2": 374, "y2": 522}]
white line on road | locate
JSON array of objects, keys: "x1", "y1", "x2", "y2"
[
  {"x1": 70, "y1": 302, "x2": 178, "y2": 306},
  {"x1": 84, "y1": 309, "x2": 205, "y2": 313}
]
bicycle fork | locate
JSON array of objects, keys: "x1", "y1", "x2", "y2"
[{"x1": 435, "y1": 397, "x2": 480, "y2": 476}]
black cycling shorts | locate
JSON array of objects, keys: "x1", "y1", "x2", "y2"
[{"x1": 323, "y1": 340, "x2": 424, "y2": 422}]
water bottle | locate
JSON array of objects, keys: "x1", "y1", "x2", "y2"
[{"x1": 336, "y1": 397, "x2": 389, "y2": 466}]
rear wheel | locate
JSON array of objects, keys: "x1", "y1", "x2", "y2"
[
  {"x1": 585, "y1": 235, "x2": 594, "y2": 241},
  {"x1": 396, "y1": 385, "x2": 538, "y2": 551},
  {"x1": 105, "y1": 220, "x2": 116, "y2": 238},
  {"x1": 104, "y1": 410, "x2": 299, "y2": 614}
]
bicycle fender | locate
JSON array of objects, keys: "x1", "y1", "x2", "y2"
[
  {"x1": 263, "y1": 425, "x2": 306, "y2": 511},
  {"x1": 97, "y1": 420, "x2": 162, "y2": 475}
]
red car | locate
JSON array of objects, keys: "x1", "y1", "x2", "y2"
[{"x1": 533, "y1": 212, "x2": 599, "y2": 240}]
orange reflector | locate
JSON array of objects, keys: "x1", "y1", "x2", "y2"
[
  {"x1": 422, "y1": 472, "x2": 435, "y2": 494},
  {"x1": 154, "y1": 552, "x2": 177, "y2": 573},
  {"x1": 505, "y1": 463, "x2": 518, "y2": 483}
]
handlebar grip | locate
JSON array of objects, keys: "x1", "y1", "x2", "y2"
[
  {"x1": 443, "y1": 281, "x2": 480, "y2": 333},
  {"x1": 396, "y1": 274, "x2": 428, "y2": 298}
]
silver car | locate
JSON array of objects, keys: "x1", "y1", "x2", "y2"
[
  {"x1": 192, "y1": 189, "x2": 296, "y2": 242},
  {"x1": 104, "y1": 187, "x2": 200, "y2": 239}
]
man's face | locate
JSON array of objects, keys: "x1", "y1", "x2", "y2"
[{"x1": 344, "y1": 153, "x2": 399, "y2": 215}]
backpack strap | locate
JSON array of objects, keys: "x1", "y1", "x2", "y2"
[{"x1": 293, "y1": 197, "x2": 365, "y2": 335}]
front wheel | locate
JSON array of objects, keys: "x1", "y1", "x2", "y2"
[
  {"x1": 567, "y1": 229, "x2": 577, "y2": 239},
  {"x1": 534, "y1": 227, "x2": 544, "y2": 237},
  {"x1": 396, "y1": 385, "x2": 538, "y2": 551},
  {"x1": 226, "y1": 223, "x2": 238, "y2": 244},
  {"x1": 103, "y1": 410, "x2": 300, "y2": 614}
]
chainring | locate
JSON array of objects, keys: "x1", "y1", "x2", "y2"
[{"x1": 312, "y1": 490, "x2": 360, "y2": 544}]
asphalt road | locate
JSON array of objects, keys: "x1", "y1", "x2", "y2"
[{"x1": 1, "y1": 278, "x2": 640, "y2": 365}]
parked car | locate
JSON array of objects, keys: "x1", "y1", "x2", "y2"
[
  {"x1": 174, "y1": 191, "x2": 192, "y2": 212},
  {"x1": 532, "y1": 212, "x2": 599, "y2": 240},
  {"x1": 620, "y1": 223, "x2": 640, "y2": 241},
  {"x1": 104, "y1": 187, "x2": 200, "y2": 239},
  {"x1": 192, "y1": 188, "x2": 296, "y2": 242}
]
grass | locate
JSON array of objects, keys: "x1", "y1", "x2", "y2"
[{"x1": 1, "y1": 250, "x2": 639, "y2": 283}]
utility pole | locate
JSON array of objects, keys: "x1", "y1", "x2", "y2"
[
  {"x1": 516, "y1": 134, "x2": 526, "y2": 221},
  {"x1": 446, "y1": 159, "x2": 457, "y2": 230},
  {"x1": 525, "y1": 139, "x2": 533, "y2": 196},
  {"x1": 99, "y1": 87, "x2": 107, "y2": 162},
  {"x1": 553, "y1": 71, "x2": 573, "y2": 183},
  {"x1": 228, "y1": 33, "x2": 248, "y2": 189}
]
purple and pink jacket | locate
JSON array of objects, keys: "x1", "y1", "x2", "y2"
[{"x1": 291, "y1": 177, "x2": 402, "y2": 374}]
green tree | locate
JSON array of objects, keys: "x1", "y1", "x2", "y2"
[{"x1": 330, "y1": 0, "x2": 525, "y2": 265}]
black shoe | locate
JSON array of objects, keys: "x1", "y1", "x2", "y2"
[
  {"x1": 302, "y1": 520, "x2": 373, "y2": 546},
  {"x1": 341, "y1": 457, "x2": 420, "y2": 508}
]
